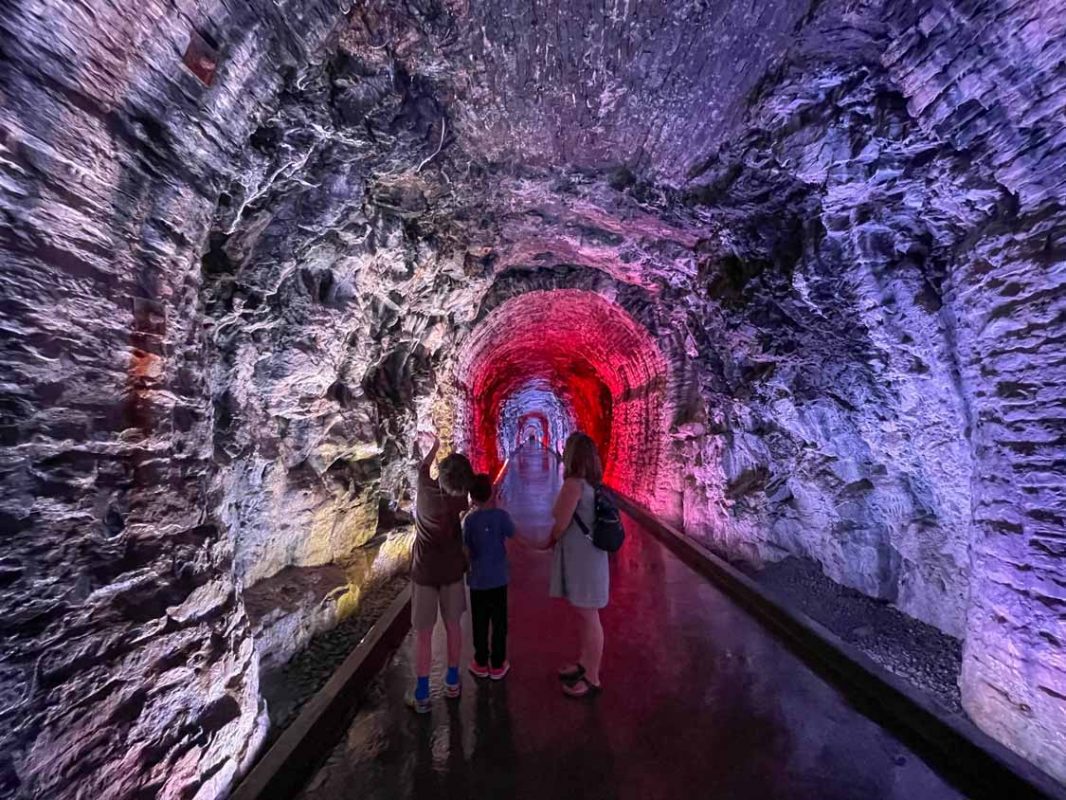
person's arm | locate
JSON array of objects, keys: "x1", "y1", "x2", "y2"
[
  {"x1": 549, "y1": 479, "x2": 583, "y2": 543},
  {"x1": 462, "y1": 515, "x2": 473, "y2": 564}
]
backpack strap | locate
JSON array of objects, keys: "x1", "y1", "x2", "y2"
[
  {"x1": 572, "y1": 509, "x2": 591, "y2": 537},
  {"x1": 571, "y1": 483, "x2": 593, "y2": 539}
]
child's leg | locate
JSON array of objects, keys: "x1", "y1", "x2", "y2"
[
  {"x1": 415, "y1": 628, "x2": 434, "y2": 678},
  {"x1": 574, "y1": 606, "x2": 603, "y2": 685},
  {"x1": 410, "y1": 584, "x2": 439, "y2": 701},
  {"x1": 470, "y1": 589, "x2": 490, "y2": 666},
  {"x1": 444, "y1": 618, "x2": 463, "y2": 671},
  {"x1": 439, "y1": 580, "x2": 467, "y2": 680},
  {"x1": 489, "y1": 585, "x2": 508, "y2": 668}
]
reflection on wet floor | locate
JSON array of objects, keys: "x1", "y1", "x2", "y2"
[{"x1": 297, "y1": 447, "x2": 965, "y2": 800}]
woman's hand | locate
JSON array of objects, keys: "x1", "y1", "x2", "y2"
[{"x1": 514, "y1": 533, "x2": 553, "y2": 551}]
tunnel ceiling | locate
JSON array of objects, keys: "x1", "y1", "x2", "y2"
[
  {"x1": 349, "y1": 0, "x2": 815, "y2": 181},
  {"x1": 199, "y1": 0, "x2": 827, "y2": 296},
  {"x1": 3, "y1": 0, "x2": 1066, "y2": 797}
]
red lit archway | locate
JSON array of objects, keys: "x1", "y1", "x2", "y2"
[
  {"x1": 518, "y1": 411, "x2": 549, "y2": 447},
  {"x1": 457, "y1": 290, "x2": 668, "y2": 504}
]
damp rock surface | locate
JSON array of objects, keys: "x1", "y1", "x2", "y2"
[
  {"x1": 258, "y1": 573, "x2": 409, "y2": 738},
  {"x1": 0, "y1": 1, "x2": 349, "y2": 797}
]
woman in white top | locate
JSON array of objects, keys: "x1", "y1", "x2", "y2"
[{"x1": 547, "y1": 432, "x2": 610, "y2": 697}]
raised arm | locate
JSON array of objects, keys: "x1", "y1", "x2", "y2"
[{"x1": 549, "y1": 478, "x2": 583, "y2": 542}]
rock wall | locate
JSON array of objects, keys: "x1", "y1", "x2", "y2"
[
  {"x1": 883, "y1": 0, "x2": 1066, "y2": 779},
  {"x1": 195, "y1": 17, "x2": 502, "y2": 669},
  {"x1": 658, "y1": 0, "x2": 1066, "y2": 779},
  {"x1": 0, "y1": 1, "x2": 350, "y2": 797},
  {"x1": 673, "y1": 0, "x2": 981, "y2": 639}
]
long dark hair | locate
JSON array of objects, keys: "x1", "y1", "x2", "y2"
[{"x1": 562, "y1": 432, "x2": 603, "y2": 485}]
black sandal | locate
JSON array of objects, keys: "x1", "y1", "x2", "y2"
[
  {"x1": 557, "y1": 663, "x2": 585, "y2": 682},
  {"x1": 562, "y1": 676, "x2": 602, "y2": 698}
]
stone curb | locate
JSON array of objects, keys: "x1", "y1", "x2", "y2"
[
  {"x1": 615, "y1": 494, "x2": 1066, "y2": 800},
  {"x1": 228, "y1": 584, "x2": 412, "y2": 800}
]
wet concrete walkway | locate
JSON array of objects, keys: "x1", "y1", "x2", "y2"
[{"x1": 296, "y1": 447, "x2": 964, "y2": 800}]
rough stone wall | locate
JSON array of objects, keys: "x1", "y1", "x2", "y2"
[
  {"x1": 952, "y1": 219, "x2": 1066, "y2": 781},
  {"x1": 882, "y1": 0, "x2": 1066, "y2": 780},
  {"x1": 194, "y1": 21, "x2": 508, "y2": 668},
  {"x1": 354, "y1": 0, "x2": 818, "y2": 181},
  {"x1": 0, "y1": 1, "x2": 348, "y2": 797},
  {"x1": 665, "y1": 2, "x2": 980, "y2": 640},
  {"x1": 656, "y1": 0, "x2": 1066, "y2": 779}
]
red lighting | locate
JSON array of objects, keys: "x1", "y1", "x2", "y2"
[
  {"x1": 458, "y1": 290, "x2": 668, "y2": 505},
  {"x1": 183, "y1": 30, "x2": 219, "y2": 86}
]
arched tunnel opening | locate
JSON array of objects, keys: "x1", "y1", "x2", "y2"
[
  {"x1": 456, "y1": 290, "x2": 669, "y2": 504},
  {"x1": 515, "y1": 408, "x2": 552, "y2": 450}
]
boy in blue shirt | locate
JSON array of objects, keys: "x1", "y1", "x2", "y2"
[{"x1": 463, "y1": 473, "x2": 515, "y2": 679}]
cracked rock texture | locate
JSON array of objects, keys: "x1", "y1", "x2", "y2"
[
  {"x1": 0, "y1": 0, "x2": 1064, "y2": 797},
  {"x1": 0, "y1": 1, "x2": 349, "y2": 798}
]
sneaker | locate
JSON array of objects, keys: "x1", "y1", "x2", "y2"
[
  {"x1": 405, "y1": 690, "x2": 431, "y2": 714},
  {"x1": 444, "y1": 677, "x2": 462, "y2": 698},
  {"x1": 468, "y1": 659, "x2": 490, "y2": 679},
  {"x1": 489, "y1": 661, "x2": 511, "y2": 681}
]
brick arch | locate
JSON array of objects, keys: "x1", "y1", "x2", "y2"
[{"x1": 456, "y1": 289, "x2": 670, "y2": 507}]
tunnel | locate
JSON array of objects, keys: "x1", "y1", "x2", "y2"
[
  {"x1": 515, "y1": 409, "x2": 551, "y2": 450},
  {"x1": 1, "y1": 0, "x2": 1066, "y2": 798},
  {"x1": 455, "y1": 289, "x2": 669, "y2": 503}
]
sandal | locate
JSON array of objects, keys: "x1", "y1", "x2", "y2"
[
  {"x1": 562, "y1": 676, "x2": 602, "y2": 698},
  {"x1": 557, "y1": 663, "x2": 585, "y2": 682}
]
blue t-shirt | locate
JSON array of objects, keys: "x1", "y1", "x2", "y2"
[{"x1": 462, "y1": 507, "x2": 515, "y2": 590}]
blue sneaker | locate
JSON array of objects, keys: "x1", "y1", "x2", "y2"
[
  {"x1": 444, "y1": 665, "x2": 461, "y2": 698},
  {"x1": 405, "y1": 689, "x2": 431, "y2": 714}
]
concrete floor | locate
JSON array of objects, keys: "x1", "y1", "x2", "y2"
[{"x1": 297, "y1": 447, "x2": 965, "y2": 800}]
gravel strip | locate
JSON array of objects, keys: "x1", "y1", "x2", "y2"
[{"x1": 744, "y1": 557, "x2": 964, "y2": 714}]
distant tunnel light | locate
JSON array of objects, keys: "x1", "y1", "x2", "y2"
[
  {"x1": 496, "y1": 381, "x2": 574, "y2": 463},
  {"x1": 183, "y1": 30, "x2": 219, "y2": 86},
  {"x1": 518, "y1": 413, "x2": 548, "y2": 447}
]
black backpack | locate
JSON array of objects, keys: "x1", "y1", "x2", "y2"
[{"x1": 573, "y1": 485, "x2": 626, "y2": 553}]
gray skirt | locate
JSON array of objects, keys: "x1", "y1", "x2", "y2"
[{"x1": 549, "y1": 481, "x2": 609, "y2": 609}]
